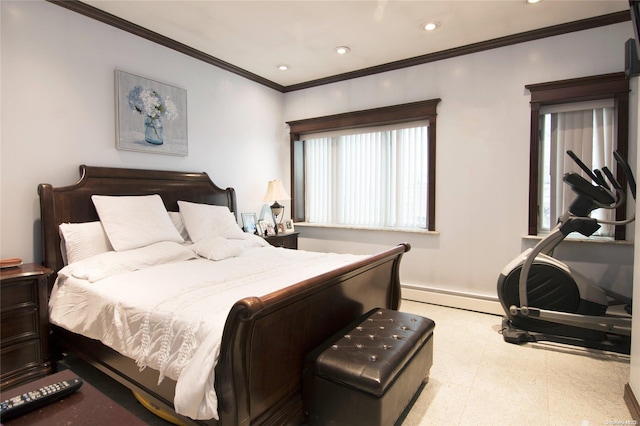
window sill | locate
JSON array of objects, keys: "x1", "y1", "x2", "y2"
[
  {"x1": 522, "y1": 234, "x2": 633, "y2": 246},
  {"x1": 294, "y1": 222, "x2": 439, "y2": 235}
]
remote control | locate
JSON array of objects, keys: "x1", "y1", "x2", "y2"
[{"x1": 0, "y1": 377, "x2": 83, "y2": 421}]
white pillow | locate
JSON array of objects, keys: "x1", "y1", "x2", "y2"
[
  {"x1": 177, "y1": 201, "x2": 245, "y2": 242},
  {"x1": 92, "y1": 194, "x2": 184, "y2": 251},
  {"x1": 59, "y1": 221, "x2": 113, "y2": 264},
  {"x1": 168, "y1": 211, "x2": 191, "y2": 242},
  {"x1": 192, "y1": 236, "x2": 244, "y2": 261}
]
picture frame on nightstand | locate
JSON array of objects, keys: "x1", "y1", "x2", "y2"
[
  {"x1": 242, "y1": 213, "x2": 257, "y2": 234},
  {"x1": 284, "y1": 219, "x2": 295, "y2": 233},
  {"x1": 257, "y1": 220, "x2": 267, "y2": 237},
  {"x1": 265, "y1": 223, "x2": 276, "y2": 236}
]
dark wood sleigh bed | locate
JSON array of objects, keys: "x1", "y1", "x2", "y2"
[{"x1": 38, "y1": 165, "x2": 411, "y2": 426}]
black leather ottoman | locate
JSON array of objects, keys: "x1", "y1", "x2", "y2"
[{"x1": 303, "y1": 308, "x2": 435, "y2": 426}]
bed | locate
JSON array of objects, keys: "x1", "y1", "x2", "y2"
[{"x1": 38, "y1": 164, "x2": 410, "y2": 425}]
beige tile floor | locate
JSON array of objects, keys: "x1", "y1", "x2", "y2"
[{"x1": 399, "y1": 300, "x2": 633, "y2": 426}]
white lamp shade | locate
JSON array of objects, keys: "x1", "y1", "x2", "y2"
[{"x1": 263, "y1": 180, "x2": 290, "y2": 202}]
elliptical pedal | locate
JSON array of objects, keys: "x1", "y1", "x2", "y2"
[
  {"x1": 500, "y1": 317, "x2": 536, "y2": 344},
  {"x1": 499, "y1": 316, "x2": 631, "y2": 354}
]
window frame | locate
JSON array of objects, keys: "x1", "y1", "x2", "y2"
[
  {"x1": 525, "y1": 72, "x2": 629, "y2": 240},
  {"x1": 287, "y1": 99, "x2": 441, "y2": 231}
]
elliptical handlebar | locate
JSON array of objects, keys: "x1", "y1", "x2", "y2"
[
  {"x1": 613, "y1": 150, "x2": 636, "y2": 200},
  {"x1": 593, "y1": 169, "x2": 610, "y2": 190},
  {"x1": 566, "y1": 150, "x2": 600, "y2": 184},
  {"x1": 564, "y1": 150, "x2": 636, "y2": 214},
  {"x1": 602, "y1": 166, "x2": 622, "y2": 191},
  {"x1": 567, "y1": 149, "x2": 636, "y2": 201}
]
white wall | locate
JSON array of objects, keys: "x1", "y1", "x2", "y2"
[
  {"x1": 284, "y1": 22, "x2": 636, "y2": 307},
  {"x1": 0, "y1": 1, "x2": 286, "y2": 263}
]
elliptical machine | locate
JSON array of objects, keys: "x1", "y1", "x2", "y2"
[{"x1": 497, "y1": 150, "x2": 636, "y2": 354}]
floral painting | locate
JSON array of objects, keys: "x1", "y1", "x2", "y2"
[{"x1": 116, "y1": 70, "x2": 187, "y2": 155}]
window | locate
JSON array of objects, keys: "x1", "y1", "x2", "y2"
[
  {"x1": 304, "y1": 123, "x2": 428, "y2": 228},
  {"x1": 539, "y1": 101, "x2": 616, "y2": 237},
  {"x1": 526, "y1": 73, "x2": 629, "y2": 240},
  {"x1": 288, "y1": 99, "x2": 440, "y2": 231}
]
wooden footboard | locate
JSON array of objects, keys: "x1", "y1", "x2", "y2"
[{"x1": 216, "y1": 243, "x2": 409, "y2": 425}]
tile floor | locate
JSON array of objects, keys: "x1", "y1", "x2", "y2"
[
  {"x1": 399, "y1": 300, "x2": 633, "y2": 426},
  {"x1": 59, "y1": 300, "x2": 633, "y2": 425}
]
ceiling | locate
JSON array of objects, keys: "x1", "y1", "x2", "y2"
[{"x1": 79, "y1": 1, "x2": 630, "y2": 89}]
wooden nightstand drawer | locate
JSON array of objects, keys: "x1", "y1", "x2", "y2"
[
  {"x1": 1, "y1": 339, "x2": 41, "y2": 374},
  {"x1": 0, "y1": 280, "x2": 37, "y2": 310},
  {"x1": 1, "y1": 309, "x2": 38, "y2": 344}
]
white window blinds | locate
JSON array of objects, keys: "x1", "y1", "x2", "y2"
[{"x1": 303, "y1": 122, "x2": 429, "y2": 229}]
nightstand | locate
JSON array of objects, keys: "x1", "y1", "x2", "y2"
[
  {"x1": 1, "y1": 263, "x2": 54, "y2": 390},
  {"x1": 264, "y1": 232, "x2": 299, "y2": 249}
]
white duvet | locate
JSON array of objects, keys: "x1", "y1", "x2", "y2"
[{"x1": 49, "y1": 238, "x2": 367, "y2": 420}]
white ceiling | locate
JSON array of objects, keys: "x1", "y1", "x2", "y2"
[{"x1": 83, "y1": 1, "x2": 629, "y2": 88}]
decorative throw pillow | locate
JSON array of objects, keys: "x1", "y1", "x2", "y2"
[
  {"x1": 177, "y1": 201, "x2": 245, "y2": 243},
  {"x1": 59, "y1": 221, "x2": 113, "y2": 264},
  {"x1": 91, "y1": 194, "x2": 184, "y2": 251},
  {"x1": 192, "y1": 236, "x2": 244, "y2": 261}
]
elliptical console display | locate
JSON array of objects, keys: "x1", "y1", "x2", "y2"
[{"x1": 497, "y1": 150, "x2": 635, "y2": 354}]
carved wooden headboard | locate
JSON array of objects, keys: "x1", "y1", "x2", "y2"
[{"x1": 38, "y1": 165, "x2": 237, "y2": 274}]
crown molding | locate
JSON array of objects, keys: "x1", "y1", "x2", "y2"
[{"x1": 47, "y1": 1, "x2": 630, "y2": 94}]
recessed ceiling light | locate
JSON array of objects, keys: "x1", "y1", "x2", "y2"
[
  {"x1": 334, "y1": 46, "x2": 350, "y2": 55},
  {"x1": 422, "y1": 21, "x2": 440, "y2": 31},
  {"x1": 526, "y1": 0, "x2": 541, "y2": 3},
  {"x1": 277, "y1": 64, "x2": 289, "y2": 71}
]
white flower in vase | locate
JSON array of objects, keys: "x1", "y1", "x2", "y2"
[{"x1": 127, "y1": 86, "x2": 178, "y2": 145}]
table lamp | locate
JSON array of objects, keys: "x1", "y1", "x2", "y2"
[{"x1": 263, "y1": 180, "x2": 290, "y2": 233}]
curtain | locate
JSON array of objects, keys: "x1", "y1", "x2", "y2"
[
  {"x1": 548, "y1": 107, "x2": 615, "y2": 236},
  {"x1": 304, "y1": 125, "x2": 428, "y2": 228}
]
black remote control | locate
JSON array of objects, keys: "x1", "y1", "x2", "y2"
[{"x1": 0, "y1": 377, "x2": 83, "y2": 421}]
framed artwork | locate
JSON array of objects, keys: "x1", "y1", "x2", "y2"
[
  {"x1": 277, "y1": 223, "x2": 285, "y2": 234},
  {"x1": 242, "y1": 213, "x2": 257, "y2": 234},
  {"x1": 115, "y1": 70, "x2": 188, "y2": 156}
]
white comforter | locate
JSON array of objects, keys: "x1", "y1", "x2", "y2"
[{"x1": 49, "y1": 239, "x2": 367, "y2": 420}]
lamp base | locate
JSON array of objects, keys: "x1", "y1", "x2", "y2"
[{"x1": 270, "y1": 202, "x2": 284, "y2": 234}]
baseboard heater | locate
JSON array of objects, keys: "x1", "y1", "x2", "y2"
[{"x1": 401, "y1": 284, "x2": 504, "y2": 316}]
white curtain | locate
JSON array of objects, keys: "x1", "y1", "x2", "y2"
[
  {"x1": 304, "y1": 125, "x2": 428, "y2": 228},
  {"x1": 548, "y1": 107, "x2": 615, "y2": 236}
]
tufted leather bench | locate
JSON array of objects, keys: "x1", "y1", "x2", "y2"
[{"x1": 303, "y1": 308, "x2": 435, "y2": 426}]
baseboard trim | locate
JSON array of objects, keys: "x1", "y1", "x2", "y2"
[
  {"x1": 625, "y1": 383, "x2": 640, "y2": 422},
  {"x1": 401, "y1": 285, "x2": 504, "y2": 316}
]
